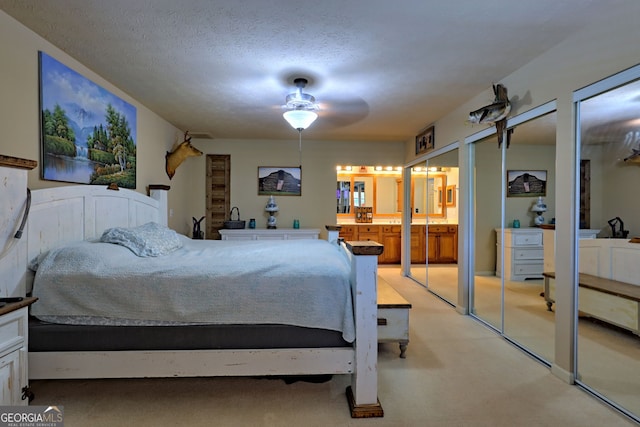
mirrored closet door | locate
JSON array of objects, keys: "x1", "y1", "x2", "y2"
[
  {"x1": 574, "y1": 69, "x2": 640, "y2": 421},
  {"x1": 502, "y1": 111, "x2": 556, "y2": 363},
  {"x1": 425, "y1": 149, "x2": 459, "y2": 305},
  {"x1": 408, "y1": 161, "x2": 427, "y2": 285},
  {"x1": 469, "y1": 103, "x2": 557, "y2": 364},
  {"x1": 470, "y1": 131, "x2": 503, "y2": 330}
]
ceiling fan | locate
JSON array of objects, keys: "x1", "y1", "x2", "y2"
[
  {"x1": 275, "y1": 74, "x2": 370, "y2": 131},
  {"x1": 284, "y1": 78, "x2": 319, "y2": 111},
  {"x1": 282, "y1": 78, "x2": 319, "y2": 131}
]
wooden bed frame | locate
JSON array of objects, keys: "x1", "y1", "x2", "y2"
[{"x1": 0, "y1": 161, "x2": 383, "y2": 417}]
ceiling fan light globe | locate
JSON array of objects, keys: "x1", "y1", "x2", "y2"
[{"x1": 283, "y1": 110, "x2": 318, "y2": 130}]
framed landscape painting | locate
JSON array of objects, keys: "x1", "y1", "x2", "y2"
[{"x1": 39, "y1": 51, "x2": 137, "y2": 188}]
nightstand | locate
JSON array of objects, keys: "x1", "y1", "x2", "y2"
[{"x1": 0, "y1": 297, "x2": 37, "y2": 405}]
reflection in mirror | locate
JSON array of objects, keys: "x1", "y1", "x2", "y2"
[
  {"x1": 503, "y1": 110, "x2": 556, "y2": 365},
  {"x1": 337, "y1": 180, "x2": 350, "y2": 213},
  {"x1": 376, "y1": 176, "x2": 401, "y2": 214},
  {"x1": 355, "y1": 176, "x2": 373, "y2": 208},
  {"x1": 576, "y1": 77, "x2": 640, "y2": 420},
  {"x1": 426, "y1": 149, "x2": 459, "y2": 305},
  {"x1": 353, "y1": 181, "x2": 365, "y2": 206},
  {"x1": 471, "y1": 109, "x2": 558, "y2": 353},
  {"x1": 472, "y1": 131, "x2": 502, "y2": 330},
  {"x1": 413, "y1": 176, "x2": 426, "y2": 215},
  {"x1": 427, "y1": 174, "x2": 446, "y2": 217},
  {"x1": 409, "y1": 162, "x2": 427, "y2": 285}
]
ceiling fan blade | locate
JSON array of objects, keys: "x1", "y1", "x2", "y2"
[{"x1": 318, "y1": 98, "x2": 370, "y2": 127}]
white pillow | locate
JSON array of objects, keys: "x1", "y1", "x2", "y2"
[{"x1": 100, "y1": 222, "x2": 183, "y2": 257}]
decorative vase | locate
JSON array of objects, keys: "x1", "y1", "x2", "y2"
[{"x1": 265, "y1": 196, "x2": 279, "y2": 229}]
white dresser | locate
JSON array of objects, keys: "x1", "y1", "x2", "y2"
[
  {"x1": 495, "y1": 228, "x2": 544, "y2": 281},
  {"x1": 219, "y1": 228, "x2": 320, "y2": 240}
]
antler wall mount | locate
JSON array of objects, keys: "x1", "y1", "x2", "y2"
[{"x1": 165, "y1": 131, "x2": 203, "y2": 180}]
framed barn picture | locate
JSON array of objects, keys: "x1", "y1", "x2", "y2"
[
  {"x1": 258, "y1": 166, "x2": 301, "y2": 196},
  {"x1": 507, "y1": 170, "x2": 547, "y2": 197}
]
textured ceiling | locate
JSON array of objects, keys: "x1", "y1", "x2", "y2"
[{"x1": 0, "y1": 0, "x2": 624, "y2": 143}]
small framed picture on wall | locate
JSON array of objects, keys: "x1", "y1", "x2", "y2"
[{"x1": 415, "y1": 125, "x2": 434, "y2": 155}]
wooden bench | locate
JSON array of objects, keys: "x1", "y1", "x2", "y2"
[
  {"x1": 543, "y1": 272, "x2": 640, "y2": 334},
  {"x1": 377, "y1": 278, "x2": 412, "y2": 358}
]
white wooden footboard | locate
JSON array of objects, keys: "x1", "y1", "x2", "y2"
[{"x1": 29, "y1": 348, "x2": 356, "y2": 378}]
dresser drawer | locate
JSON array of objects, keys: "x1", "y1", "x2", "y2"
[
  {"x1": 512, "y1": 233, "x2": 542, "y2": 246},
  {"x1": 513, "y1": 248, "x2": 543, "y2": 260},
  {"x1": 0, "y1": 309, "x2": 26, "y2": 354},
  {"x1": 513, "y1": 262, "x2": 544, "y2": 276},
  {"x1": 360, "y1": 225, "x2": 379, "y2": 233},
  {"x1": 359, "y1": 232, "x2": 379, "y2": 242},
  {"x1": 382, "y1": 225, "x2": 401, "y2": 233},
  {"x1": 428, "y1": 225, "x2": 449, "y2": 233}
]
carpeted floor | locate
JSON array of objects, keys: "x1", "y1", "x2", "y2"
[
  {"x1": 28, "y1": 267, "x2": 636, "y2": 426},
  {"x1": 415, "y1": 263, "x2": 640, "y2": 420}
]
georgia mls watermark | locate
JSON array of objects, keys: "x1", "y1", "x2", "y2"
[{"x1": 0, "y1": 406, "x2": 64, "y2": 427}]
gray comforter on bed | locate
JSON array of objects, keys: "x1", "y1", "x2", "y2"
[{"x1": 30, "y1": 237, "x2": 355, "y2": 342}]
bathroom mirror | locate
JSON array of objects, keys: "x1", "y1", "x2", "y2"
[
  {"x1": 337, "y1": 171, "x2": 402, "y2": 217},
  {"x1": 376, "y1": 176, "x2": 401, "y2": 214}
]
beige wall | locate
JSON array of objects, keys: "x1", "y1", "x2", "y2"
[
  {"x1": 180, "y1": 138, "x2": 404, "y2": 237},
  {"x1": 0, "y1": 11, "x2": 187, "y2": 230},
  {"x1": 0, "y1": 11, "x2": 404, "y2": 236}
]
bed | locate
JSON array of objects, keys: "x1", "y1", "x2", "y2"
[{"x1": 0, "y1": 175, "x2": 384, "y2": 417}]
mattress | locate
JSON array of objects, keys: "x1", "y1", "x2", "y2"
[{"x1": 28, "y1": 317, "x2": 350, "y2": 352}]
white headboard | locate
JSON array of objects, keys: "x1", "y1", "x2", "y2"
[
  {"x1": 0, "y1": 175, "x2": 168, "y2": 296},
  {"x1": 26, "y1": 185, "x2": 167, "y2": 261}
]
